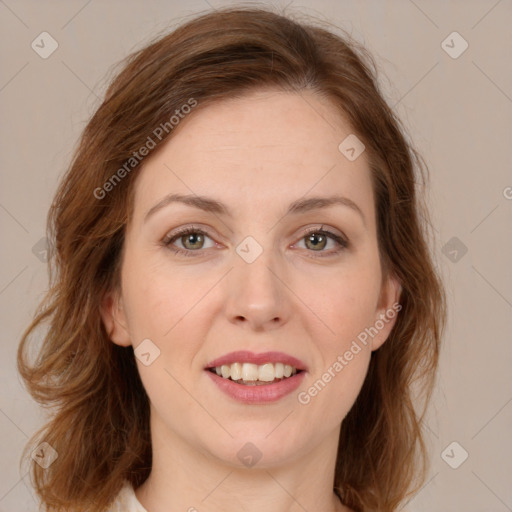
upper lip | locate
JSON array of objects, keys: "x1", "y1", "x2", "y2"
[{"x1": 205, "y1": 350, "x2": 308, "y2": 371}]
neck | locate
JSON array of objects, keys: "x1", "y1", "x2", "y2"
[{"x1": 134, "y1": 409, "x2": 350, "y2": 512}]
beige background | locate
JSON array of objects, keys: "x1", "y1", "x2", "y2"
[{"x1": 1, "y1": 0, "x2": 511, "y2": 510}]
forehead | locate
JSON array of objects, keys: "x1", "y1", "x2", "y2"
[{"x1": 131, "y1": 89, "x2": 375, "y2": 226}]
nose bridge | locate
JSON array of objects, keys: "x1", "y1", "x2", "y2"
[{"x1": 225, "y1": 237, "x2": 290, "y2": 328}]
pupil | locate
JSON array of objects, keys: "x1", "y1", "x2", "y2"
[
  {"x1": 307, "y1": 233, "x2": 326, "y2": 250},
  {"x1": 184, "y1": 233, "x2": 203, "y2": 249}
]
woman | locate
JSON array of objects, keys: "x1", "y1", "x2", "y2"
[{"x1": 17, "y1": 6, "x2": 446, "y2": 512}]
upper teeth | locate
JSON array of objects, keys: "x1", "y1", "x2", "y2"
[{"x1": 213, "y1": 362, "x2": 298, "y2": 381}]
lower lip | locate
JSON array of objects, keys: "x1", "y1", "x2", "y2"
[{"x1": 205, "y1": 370, "x2": 306, "y2": 404}]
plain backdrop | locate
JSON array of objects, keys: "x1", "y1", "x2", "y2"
[{"x1": 1, "y1": 1, "x2": 511, "y2": 511}]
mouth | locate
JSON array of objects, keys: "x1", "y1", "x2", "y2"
[
  {"x1": 204, "y1": 351, "x2": 307, "y2": 403},
  {"x1": 206, "y1": 362, "x2": 304, "y2": 386}
]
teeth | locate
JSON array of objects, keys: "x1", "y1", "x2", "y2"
[
  {"x1": 241, "y1": 362, "x2": 258, "y2": 381},
  {"x1": 221, "y1": 365, "x2": 231, "y2": 379},
  {"x1": 258, "y1": 363, "x2": 274, "y2": 382},
  {"x1": 231, "y1": 362, "x2": 242, "y2": 381},
  {"x1": 211, "y1": 362, "x2": 299, "y2": 382}
]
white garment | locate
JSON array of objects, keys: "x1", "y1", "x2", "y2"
[{"x1": 107, "y1": 481, "x2": 148, "y2": 512}]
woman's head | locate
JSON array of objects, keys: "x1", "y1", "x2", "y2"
[{"x1": 17, "y1": 6, "x2": 445, "y2": 512}]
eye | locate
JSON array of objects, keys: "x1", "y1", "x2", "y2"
[
  {"x1": 294, "y1": 226, "x2": 349, "y2": 257},
  {"x1": 162, "y1": 226, "x2": 216, "y2": 256},
  {"x1": 161, "y1": 224, "x2": 349, "y2": 258}
]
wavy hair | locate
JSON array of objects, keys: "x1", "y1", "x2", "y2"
[{"x1": 17, "y1": 6, "x2": 446, "y2": 511}]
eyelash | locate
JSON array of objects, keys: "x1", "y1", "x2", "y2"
[{"x1": 162, "y1": 225, "x2": 349, "y2": 259}]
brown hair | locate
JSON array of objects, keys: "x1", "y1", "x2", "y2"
[{"x1": 17, "y1": 6, "x2": 446, "y2": 511}]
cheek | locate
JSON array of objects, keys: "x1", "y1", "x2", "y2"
[
  {"x1": 298, "y1": 260, "x2": 381, "y2": 420},
  {"x1": 122, "y1": 250, "x2": 201, "y2": 337},
  {"x1": 297, "y1": 278, "x2": 376, "y2": 424},
  {"x1": 303, "y1": 261, "x2": 382, "y2": 349},
  {"x1": 121, "y1": 257, "x2": 212, "y2": 381},
  {"x1": 123, "y1": 277, "x2": 175, "y2": 338}
]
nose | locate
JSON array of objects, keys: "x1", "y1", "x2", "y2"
[{"x1": 223, "y1": 249, "x2": 291, "y2": 331}]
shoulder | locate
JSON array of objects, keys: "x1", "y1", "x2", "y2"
[{"x1": 106, "y1": 481, "x2": 148, "y2": 512}]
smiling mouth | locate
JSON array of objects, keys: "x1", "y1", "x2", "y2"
[{"x1": 207, "y1": 362, "x2": 304, "y2": 386}]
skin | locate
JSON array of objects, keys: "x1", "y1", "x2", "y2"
[{"x1": 101, "y1": 89, "x2": 401, "y2": 512}]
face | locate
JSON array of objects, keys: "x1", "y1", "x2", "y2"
[{"x1": 102, "y1": 89, "x2": 400, "y2": 468}]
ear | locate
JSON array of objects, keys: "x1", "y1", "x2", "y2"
[
  {"x1": 370, "y1": 273, "x2": 402, "y2": 352},
  {"x1": 100, "y1": 289, "x2": 131, "y2": 347}
]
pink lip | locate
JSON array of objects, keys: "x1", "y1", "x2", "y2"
[
  {"x1": 205, "y1": 370, "x2": 306, "y2": 404},
  {"x1": 204, "y1": 350, "x2": 308, "y2": 371}
]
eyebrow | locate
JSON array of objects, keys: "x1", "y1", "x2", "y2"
[{"x1": 143, "y1": 193, "x2": 366, "y2": 226}]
